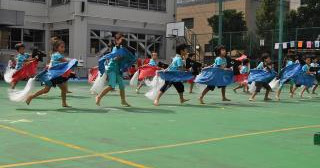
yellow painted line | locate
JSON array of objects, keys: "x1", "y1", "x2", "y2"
[
  {"x1": 0, "y1": 154, "x2": 97, "y2": 168},
  {"x1": 1, "y1": 124, "x2": 320, "y2": 168},
  {"x1": 105, "y1": 124, "x2": 320, "y2": 155},
  {"x1": 0, "y1": 124, "x2": 150, "y2": 168}
]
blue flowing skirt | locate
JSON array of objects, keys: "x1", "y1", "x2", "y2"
[
  {"x1": 194, "y1": 67, "x2": 234, "y2": 86},
  {"x1": 158, "y1": 70, "x2": 193, "y2": 82},
  {"x1": 99, "y1": 48, "x2": 137, "y2": 75},
  {"x1": 248, "y1": 70, "x2": 277, "y2": 84},
  {"x1": 37, "y1": 59, "x2": 78, "y2": 87},
  {"x1": 292, "y1": 73, "x2": 316, "y2": 87},
  {"x1": 279, "y1": 63, "x2": 302, "y2": 85}
]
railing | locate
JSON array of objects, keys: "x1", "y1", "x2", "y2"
[
  {"x1": 88, "y1": 0, "x2": 166, "y2": 12},
  {"x1": 52, "y1": 0, "x2": 70, "y2": 6},
  {"x1": 184, "y1": 27, "x2": 202, "y2": 62},
  {"x1": 15, "y1": 0, "x2": 46, "y2": 4}
]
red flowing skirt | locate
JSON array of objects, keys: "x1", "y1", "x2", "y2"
[
  {"x1": 88, "y1": 66, "x2": 99, "y2": 84},
  {"x1": 187, "y1": 77, "x2": 196, "y2": 84},
  {"x1": 12, "y1": 60, "x2": 38, "y2": 83},
  {"x1": 138, "y1": 66, "x2": 160, "y2": 80},
  {"x1": 234, "y1": 74, "x2": 249, "y2": 84}
]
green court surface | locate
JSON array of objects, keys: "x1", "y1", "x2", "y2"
[{"x1": 0, "y1": 81, "x2": 320, "y2": 168}]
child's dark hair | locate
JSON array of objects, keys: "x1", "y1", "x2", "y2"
[
  {"x1": 188, "y1": 53, "x2": 195, "y2": 58},
  {"x1": 214, "y1": 45, "x2": 226, "y2": 56},
  {"x1": 115, "y1": 33, "x2": 124, "y2": 40},
  {"x1": 15, "y1": 43, "x2": 25, "y2": 51},
  {"x1": 261, "y1": 53, "x2": 270, "y2": 62},
  {"x1": 243, "y1": 59, "x2": 250, "y2": 65},
  {"x1": 51, "y1": 37, "x2": 64, "y2": 52},
  {"x1": 286, "y1": 54, "x2": 294, "y2": 61},
  {"x1": 176, "y1": 43, "x2": 188, "y2": 54},
  {"x1": 303, "y1": 54, "x2": 312, "y2": 60}
]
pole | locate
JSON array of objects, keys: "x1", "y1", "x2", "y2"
[
  {"x1": 295, "y1": 28, "x2": 298, "y2": 54},
  {"x1": 229, "y1": 33, "x2": 232, "y2": 51},
  {"x1": 249, "y1": 32, "x2": 252, "y2": 58},
  {"x1": 278, "y1": 0, "x2": 284, "y2": 73},
  {"x1": 218, "y1": 0, "x2": 223, "y2": 45},
  {"x1": 271, "y1": 30, "x2": 274, "y2": 60}
]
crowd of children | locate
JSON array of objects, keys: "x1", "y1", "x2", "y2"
[{"x1": 5, "y1": 32, "x2": 320, "y2": 108}]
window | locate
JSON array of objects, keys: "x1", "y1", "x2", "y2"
[
  {"x1": 90, "y1": 30, "x2": 113, "y2": 54},
  {"x1": 23, "y1": 29, "x2": 45, "y2": 50},
  {"x1": 88, "y1": 0, "x2": 166, "y2": 12},
  {"x1": 204, "y1": 44, "x2": 213, "y2": 52},
  {"x1": 16, "y1": 0, "x2": 46, "y2": 3},
  {"x1": 51, "y1": 29, "x2": 69, "y2": 54},
  {"x1": 0, "y1": 28, "x2": 45, "y2": 51},
  {"x1": 52, "y1": 0, "x2": 70, "y2": 6},
  {"x1": 182, "y1": 18, "x2": 194, "y2": 29},
  {"x1": 89, "y1": 30, "x2": 164, "y2": 59}
]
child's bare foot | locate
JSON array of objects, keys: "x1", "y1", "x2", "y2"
[
  {"x1": 222, "y1": 98, "x2": 231, "y2": 101},
  {"x1": 135, "y1": 89, "x2": 139, "y2": 94},
  {"x1": 275, "y1": 96, "x2": 280, "y2": 101},
  {"x1": 26, "y1": 96, "x2": 32, "y2": 105},
  {"x1": 95, "y1": 96, "x2": 101, "y2": 106},
  {"x1": 62, "y1": 104, "x2": 71, "y2": 108},
  {"x1": 290, "y1": 93, "x2": 294, "y2": 98},
  {"x1": 249, "y1": 97, "x2": 255, "y2": 101},
  {"x1": 121, "y1": 101, "x2": 131, "y2": 107},
  {"x1": 153, "y1": 100, "x2": 159, "y2": 106},
  {"x1": 180, "y1": 99, "x2": 190, "y2": 104},
  {"x1": 264, "y1": 97, "x2": 272, "y2": 101},
  {"x1": 199, "y1": 97, "x2": 205, "y2": 104}
]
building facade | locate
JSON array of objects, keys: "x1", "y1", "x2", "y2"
[
  {"x1": 177, "y1": 0, "x2": 260, "y2": 59},
  {"x1": 0, "y1": 0, "x2": 176, "y2": 76},
  {"x1": 289, "y1": 0, "x2": 302, "y2": 10}
]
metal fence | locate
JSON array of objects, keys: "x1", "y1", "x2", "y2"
[{"x1": 193, "y1": 27, "x2": 320, "y2": 66}]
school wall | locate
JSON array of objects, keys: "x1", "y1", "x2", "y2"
[{"x1": 0, "y1": 0, "x2": 176, "y2": 77}]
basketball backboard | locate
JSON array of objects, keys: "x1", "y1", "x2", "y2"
[{"x1": 166, "y1": 22, "x2": 185, "y2": 38}]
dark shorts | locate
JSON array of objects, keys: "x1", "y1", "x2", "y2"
[
  {"x1": 206, "y1": 85, "x2": 226, "y2": 91},
  {"x1": 255, "y1": 81, "x2": 271, "y2": 92},
  {"x1": 47, "y1": 73, "x2": 76, "y2": 87},
  {"x1": 51, "y1": 76, "x2": 69, "y2": 87},
  {"x1": 160, "y1": 81, "x2": 184, "y2": 93}
]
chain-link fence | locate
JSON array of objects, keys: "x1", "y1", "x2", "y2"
[{"x1": 193, "y1": 27, "x2": 320, "y2": 68}]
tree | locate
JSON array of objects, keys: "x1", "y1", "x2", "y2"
[
  {"x1": 207, "y1": 9, "x2": 247, "y2": 51},
  {"x1": 256, "y1": 0, "x2": 279, "y2": 37},
  {"x1": 208, "y1": 9, "x2": 247, "y2": 34},
  {"x1": 286, "y1": 0, "x2": 320, "y2": 41},
  {"x1": 287, "y1": 0, "x2": 320, "y2": 28}
]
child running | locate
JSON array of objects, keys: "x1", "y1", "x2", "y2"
[
  {"x1": 186, "y1": 53, "x2": 202, "y2": 94},
  {"x1": 26, "y1": 37, "x2": 77, "y2": 107},
  {"x1": 136, "y1": 52, "x2": 158, "y2": 93},
  {"x1": 233, "y1": 59, "x2": 250, "y2": 93},
  {"x1": 249, "y1": 53, "x2": 274, "y2": 101},
  {"x1": 199, "y1": 45, "x2": 231, "y2": 104},
  {"x1": 95, "y1": 33, "x2": 131, "y2": 107},
  {"x1": 310, "y1": 57, "x2": 319, "y2": 94},
  {"x1": 153, "y1": 44, "x2": 190, "y2": 106},
  {"x1": 9, "y1": 43, "x2": 38, "y2": 89},
  {"x1": 291, "y1": 56, "x2": 316, "y2": 98},
  {"x1": 275, "y1": 55, "x2": 296, "y2": 100}
]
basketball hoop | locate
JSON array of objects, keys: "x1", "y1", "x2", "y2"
[{"x1": 166, "y1": 22, "x2": 185, "y2": 38}]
